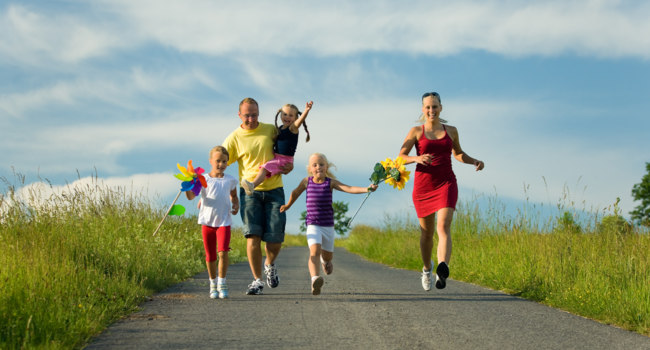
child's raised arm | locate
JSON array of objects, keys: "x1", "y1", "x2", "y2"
[
  {"x1": 331, "y1": 179, "x2": 378, "y2": 194},
  {"x1": 291, "y1": 101, "x2": 313, "y2": 132},
  {"x1": 280, "y1": 177, "x2": 308, "y2": 212}
]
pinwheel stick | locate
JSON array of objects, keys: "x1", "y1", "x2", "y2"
[{"x1": 153, "y1": 189, "x2": 183, "y2": 236}]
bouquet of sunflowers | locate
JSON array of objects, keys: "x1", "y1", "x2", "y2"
[
  {"x1": 348, "y1": 157, "x2": 410, "y2": 227},
  {"x1": 371, "y1": 157, "x2": 410, "y2": 190}
]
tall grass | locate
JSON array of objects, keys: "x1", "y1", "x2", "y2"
[
  {"x1": 343, "y1": 197, "x2": 650, "y2": 336},
  {"x1": 0, "y1": 174, "x2": 248, "y2": 349}
]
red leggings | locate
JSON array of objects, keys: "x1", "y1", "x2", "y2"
[{"x1": 201, "y1": 225, "x2": 231, "y2": 262}]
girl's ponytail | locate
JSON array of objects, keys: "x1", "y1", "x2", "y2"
[
  {"x1": 274, "y1": 108, "x2": 282, "y2": 129},
  {"x1": 302, "y1": 118, "x2": 310, "y2": 142}
]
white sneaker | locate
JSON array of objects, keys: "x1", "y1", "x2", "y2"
[
  {"x1": 241, "y1": 179, "x2": 255, "y2": 196},
  {"x1": 311, "y1": 276, "x2": 324, "y2": 295},
  {"x1": 217, "y1": 283, "x2": 229, "y2": 299},
  {"x1": 321, "y1": 257, "x2": 333, "y2": 275},
  {"x1": 246, "y1": 279, "x2": 264, "y2": 295},
  {"x1": 209, "y1": 284, "x2": 219, "y2": 299},
  {"x1": 264, "y1": 264, "x2": 279, "y2": 288},
  {"x1": 421, "y1": 265, "x2": 433, "y2": 291}
]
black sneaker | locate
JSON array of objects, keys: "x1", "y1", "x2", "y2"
[
  {"x1": 265, "y1": 264, "x2": 279, "y2": 288},
  {"x1": 246, "y1": 279, "x2": 264, "y2": 295},
  {"x1": 435, "y1": 262, "x2": 449, "y2": 289}
]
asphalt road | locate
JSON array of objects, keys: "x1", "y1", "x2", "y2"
[{"x1": 86, "y1": 246, "x2": 650, "y2": 350}]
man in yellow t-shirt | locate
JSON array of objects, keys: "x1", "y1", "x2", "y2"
[{"x1": 222, "y1": 97, "x2": 291, "y2": 295}]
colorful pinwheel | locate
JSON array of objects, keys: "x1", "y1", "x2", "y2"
[
  {"x1": 175, "y1": 160, "x2": 207, "y2": 196},
  {"x1": 347, "y1": 157, "x2": 411, "y2": 227},
  {"x1": 153, "y1": 160, "x2": 207, "y2": 236}
]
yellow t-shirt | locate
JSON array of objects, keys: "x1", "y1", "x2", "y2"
[{"x1": 223, "y1": 123, "x2": 283, "y2": 191}]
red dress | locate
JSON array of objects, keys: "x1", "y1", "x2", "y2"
[{"x1": 412, "y1": 125, "x2": 458, "y2": 218}]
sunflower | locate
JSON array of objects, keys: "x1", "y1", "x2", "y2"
[
  {"x1": 384, "y1": 156, "x2": 410, "y2": 190},
  {"x1": 380, "y1": 157, "x2": 394, "y2": 170}
]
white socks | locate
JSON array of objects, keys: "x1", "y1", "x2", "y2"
[{"x1": 210, "y1": 277, "x2": 226, "y2": 286}]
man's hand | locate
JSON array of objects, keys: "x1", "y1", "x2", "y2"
[{"x1": 280, "y1": 162, "x2": 294, "y2": 175}]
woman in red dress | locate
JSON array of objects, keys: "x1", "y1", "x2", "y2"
[{"x1": 398, "y1": 92, "x2": 484, "y2": 291}]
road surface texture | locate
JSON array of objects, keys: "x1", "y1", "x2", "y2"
[{"x1": 86, "y1": 247, "x2": 649, "y2": 349}]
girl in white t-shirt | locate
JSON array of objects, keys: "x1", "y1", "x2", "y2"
[{"x1": 186, "y1": 146, "x2": 239, "y2": 299}]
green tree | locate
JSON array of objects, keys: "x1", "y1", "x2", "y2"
[
  {"x1": 555, "y1": 211, "x2": 582, "y2": 234},
  {"x1": 630, "y1": 162, "x2": 650, "y2": 227},
  {"x1": 299, "y1": 200, "x2": 351, "y2": 236},
  {"x1": 599, "y1": 215, "x2": 632, "y2": 234}
]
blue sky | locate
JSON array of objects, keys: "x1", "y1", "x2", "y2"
[{"x1": 2, "y1": 1, "x2": 649, "y2": 233}]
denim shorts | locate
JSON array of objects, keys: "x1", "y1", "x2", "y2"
[{"x1": 240, "y1": 187, "x2": 286, "y2": 243}]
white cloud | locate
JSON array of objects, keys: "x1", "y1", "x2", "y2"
[
  {"x1": 3, "y1": 1, "x2": 649, "y2": 68},
  {"x1": 100, "y1": 0, "x2": 650, "y2": 58},
  {"x1": 1, "y1": 108, "x2": 237, "y2": 175},
  {"x1": 0, "y1": 81, "x2": 76, "y2": 118},
  {"x1": 0, "y1": 4, "x2": 131, "y2": 65},
  {"x1": 0, "y1": 172, "x2": 175, "y2": 216},
  {"x1": 0, "y1": 66, "x2": 221, "y2": 118}
]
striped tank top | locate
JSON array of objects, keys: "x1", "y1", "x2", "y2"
[{"x1": 305, "y1": 177, "x2": 334, "y2": 227}]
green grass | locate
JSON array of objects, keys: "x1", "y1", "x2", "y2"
[
  {"x1": 341, "y1": 202, "x2": 650, "y2": 336},
  {"x1": 0, "y1": 177, "x2": 250, "y2": 349}
]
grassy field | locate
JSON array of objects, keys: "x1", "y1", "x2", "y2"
[
  {"x1": 0, "y1": 178, "x2": 246, "y2": 349},
  {"x1": 1, "y1": 178, "x2": 648, "y2": 349}
]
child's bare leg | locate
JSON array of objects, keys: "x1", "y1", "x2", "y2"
[
  {"x1": 309, "y1": 244, "x2": 324, "y2": 295},
  {"x1": 218, "y1": 251, "x2": 229, "y2": 278},
  {"x1": 321, "y1": 250, "x2": 333, "y2": 263},
  {"x1": 241, "y1": 168, "x2": 268, "y2": 195},
  {"x1": 308, "y1": 243, "x2": 322, "y2": 277},
  {"x1": 320, "y1": 249, "x2": 334, "y2": 275},
  {"x1": 251, "y1": 168, "x2": 268, "y2": 188},
  {"x1": 207, "y1": 260, "x2": 218, "y2": 280}
]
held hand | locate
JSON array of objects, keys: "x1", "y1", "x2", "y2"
[
  {"x1": 231, "y1": 203, "x2": 239, "y2": 215},
  {"x1": 419, "y1": 154, "x2": 433, "y2": 166},
  {"x1": 368, "y1": 184, "x2": 378, "y2": 192},
  {"x1": 474, "y1": 160, "x2": 485, "y2": 171},
  {"x1": 280, "y1": 162, "x2": 294, "y2": 175}
]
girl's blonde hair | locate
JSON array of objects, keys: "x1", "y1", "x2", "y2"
[
  {"x1": 275, "y1": 104, "x2": 311, "y2": 142},
  {"x1": 418, "y1": 91, "x2": 448, "y2": 124},
  {"x1": 209, "y1": 145, "x2": 229, "y2": 160},
  {"x1": 306, "y1": 153, "x2": 337, "y2": 179}
]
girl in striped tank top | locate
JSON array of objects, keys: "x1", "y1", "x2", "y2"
[{"x1": 281, "y1": 153, "x2": 377, "y2": 295}]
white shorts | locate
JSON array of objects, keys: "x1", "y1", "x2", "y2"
[{"x1": 306, "y1": 225, "x2": 335, "y2": 252}]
